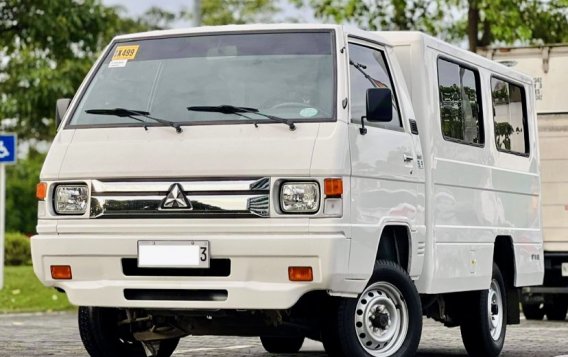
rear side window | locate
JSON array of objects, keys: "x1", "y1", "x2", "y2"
[
  {"x1": 491, "y1": 78, "x2": 529, "y2": 155},
  {"x1": 437, "y1": 58, "x2": 484, "y2": 145}
]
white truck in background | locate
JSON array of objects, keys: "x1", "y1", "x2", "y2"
[{"x1": 480, "y1": 45, "x2": 568, "y2": 321}]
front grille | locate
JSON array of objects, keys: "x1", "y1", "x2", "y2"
[
  {"x1": 122, "y1": 258, "x2": 231, "y2": 277},
  {"x1": 124, "y1": 289, "x2": 228, "y2": 301},
  {"x1": 89, "y1": 177, "x2": 270, "y2": 218}
]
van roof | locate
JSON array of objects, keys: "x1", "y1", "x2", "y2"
[{"x1": 383, "y1": 31, "x2": 533, "y2": 84}]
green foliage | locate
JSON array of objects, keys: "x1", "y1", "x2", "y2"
[
  {"x1": 4, "y1": 232, "x2": 31, "y2": 266},
  {"x1": 291, "y1": 0, "x2": 443, "y2": 32},
  {"x1": 295, "y1": 0, "x2": 568, "y2": 50},
  {"x1": 0, "y1": 0, "x2": 161, "y2": 141},
  {"x1": 181, "y1": 0, "x2": 278, "y2": 25},
  {"x1": 0, "y1": 266, "x2": 74, "y2": 312},
  {"x1": 5, "y1": 149, "x2": 46, "y2": 234}
]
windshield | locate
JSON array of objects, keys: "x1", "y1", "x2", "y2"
[{"x1": 68, "y1": 31, "x2": 336, "y2": 128}]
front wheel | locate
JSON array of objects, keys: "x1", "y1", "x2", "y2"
[
  {"x1": 78, "y1": 306, "x2": 179, "y2": 357},
  {"x1": 460, "y1": 263, "x2": 507, "y2": 357},
  {"x1": 260, "y1": 335, "x2": 304, "y2": 353},
  {"x1": 325, "y1": 260, "x2": 422, "y2": 357}
]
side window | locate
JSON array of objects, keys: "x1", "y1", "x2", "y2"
[
  {"x1": 348, "y1": 43, "x2": 401, "y2": 129},
  {"x1": 491, "y1": 78, "x2": 529, "y2": 155},
  {"x1": 437, "y1": 58, "x2": 484, "y2": 145}
]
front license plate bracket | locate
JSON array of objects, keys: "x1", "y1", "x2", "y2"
[{"x1": 137, "y1": 240, "x2": 210, "y2": 268}]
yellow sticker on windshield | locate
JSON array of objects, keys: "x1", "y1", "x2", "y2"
[{"x1": 112, "y1": 45, "x2": 139, "y2": 60}]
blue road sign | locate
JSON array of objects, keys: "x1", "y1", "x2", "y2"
[{"x1": 0, "y1": 134, "x2": 17, "y2": 164}]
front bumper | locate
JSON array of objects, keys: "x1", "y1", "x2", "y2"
[{"x1": 31, "y1": 232, "x2": 356, "y2": 309}]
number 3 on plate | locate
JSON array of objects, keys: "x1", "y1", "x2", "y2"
[{"x1": 200, "y1": 247, "x2": 207, "y2": 262}]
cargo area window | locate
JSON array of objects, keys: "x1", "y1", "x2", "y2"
[
  {"x1": 437, "y1": 58, "x2": 484, "y2": 145},
  {"x1": 348, "y1": 43, "x2": 401, "y2": 130},
  {"x1": 491, "y1": 78, "x2": 529, "y2": 155}
]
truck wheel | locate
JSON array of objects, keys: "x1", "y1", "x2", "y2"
[
  {"x1": 460, "y1": 263, "x2": 506, "y2": 357},
  {"x1": 521, "y1": 302, "x2": 544, "y2": 320},
  {"x1": 260, "y1": 336, "x2": 304, "y2": 353},
  {"x1": 78, "y1": 306, "x2": 179, "y2": 357},
  {"x1": 544, "y1": 299, "x2": 568, "y2": 321},
  {"x1": 329, "y1": 260, "x2": 422, "y2": 357}
]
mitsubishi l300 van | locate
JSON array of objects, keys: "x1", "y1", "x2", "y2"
[{"x1": 32, "y1": 24, "x2": 543, "y2": 357}]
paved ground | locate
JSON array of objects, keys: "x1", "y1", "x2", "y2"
[{"x1": 1, "y1": 312, "x2": 567, "y2": 356}]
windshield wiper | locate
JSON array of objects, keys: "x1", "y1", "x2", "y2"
[
  {"x1": 187, "y1": 105, "x2": 296, "y2": 131},
  {"x1": 85, "y1": 108, "x2": 183, "y2": 133}
]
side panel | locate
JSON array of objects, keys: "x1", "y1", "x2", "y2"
[{"x1": 396, "y1": 39, "x2": 542, "y2": 293}]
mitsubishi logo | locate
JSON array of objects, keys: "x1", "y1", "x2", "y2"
[{"x1": 162, "y1": 184, "x2": 192, "y2": 209}]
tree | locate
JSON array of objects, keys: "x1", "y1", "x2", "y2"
[
  {"x1": 291, "y1": 0, "x2": 443, "y2": 33},
  {"x1": 0, "y1": 0, "x2": 161, "y2": 141},
  {"x1": 5, "y1": 149, "x2": 46, "y2": 234},
  {"x1": 294, "y1": 0, "x2": 568, "y2": 51},
  {"x1": 182, "y1": 0, "x2": 278, "y2": 26}
]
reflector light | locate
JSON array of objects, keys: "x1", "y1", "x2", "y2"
[
  {"x1": 50, "y1": 265, "x2": 72, "y2": 280},
  {"x1": 36, "y1": 182, "x2": 47, "y2": 200},
  {"x1": 288, "y1": 266, "x2": 313, "y2": 282},
  {"x1": 324, "y1": 178, "x2": 343, "y2": 198}
]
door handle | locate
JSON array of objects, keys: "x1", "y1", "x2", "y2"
[{"x1": 403, "y1": 154, "x2": 414, "y2": 162}]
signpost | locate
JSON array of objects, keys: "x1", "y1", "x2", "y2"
[{"x1": 0, "y1": 134, "x2": 17, "y2": 289}]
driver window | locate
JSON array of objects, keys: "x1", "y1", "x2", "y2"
[{"x1": 348, "y1": 43, "x2": 401, "y2": 129}]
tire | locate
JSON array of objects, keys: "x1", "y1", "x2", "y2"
[
  {"x1": 460, "y1": 263, "x2": 507, "y2": 357},
  {"x1": 78, "y1": 306, "x2": 179, "y2": 357},
  {"x1": 325, "y1": 260, "x2": 422, "y2": 357},
  {"x1": 260, "y1": 335, "x2": 305, "y2": 353},
  {"x1": 544, "y1": 298, "x2": 568, "y2": 321},
  {"x1": 522, "y1": 302, "x2": 544, "y2": 320}
]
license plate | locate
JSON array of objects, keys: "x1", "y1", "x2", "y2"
[
  {"x1": 562, "y1": 263, "x2": 568, "y2": 277},
  {"x1": 137, "y1": 241, "x2": 210, "y2": 268}
]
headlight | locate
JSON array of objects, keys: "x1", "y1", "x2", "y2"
[
  {"x1": 54, "y1": 185, "x2": 89, "y2": 215},
  {"x1": 280, "y1": 182, "x2": 320, "y2": 214}
]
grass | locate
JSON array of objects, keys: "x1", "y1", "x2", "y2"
[{"x1": 0, "y1": 265, "x2": 74, "y2": 313}]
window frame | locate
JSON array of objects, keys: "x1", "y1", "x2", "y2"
[
  {"x1": 347, "y1": 37, "x2": 404, "y2": 132},
  {"x1": 436, "y1": 55, "x2": 485, "y2": 148},
  {"x1": 490, "y1": 75, "x2": 530, "y2": 157},
  {"x1": 64, "y1": 29, "x2": 339, "y2": 130}
]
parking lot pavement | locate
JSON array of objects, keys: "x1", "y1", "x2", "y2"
[{"x1": 0, "y1": 312, "x2": 567, "y2": 356}]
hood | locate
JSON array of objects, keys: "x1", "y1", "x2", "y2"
[{"x1": 42, "y1": 123, "x2": 321, "y2": 180}]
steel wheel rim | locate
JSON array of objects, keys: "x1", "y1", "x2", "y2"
[
  {"x1": 354, "y1": 282, "x2": 409, "y2": 356},
  {"x1": 488, "y1": 279, "x2": 504, "y2": 340}
]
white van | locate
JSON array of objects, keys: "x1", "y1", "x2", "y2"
[
  {"x1": 479, "y1": 45, "x2": 568, "y2": 321},
  {"x1": 31, "y1": 25, "x2": 543, "y2": 357}
]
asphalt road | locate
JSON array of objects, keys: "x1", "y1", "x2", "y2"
[{"x1": 1, "y1": 312, "x2": 567, "y2": 356}]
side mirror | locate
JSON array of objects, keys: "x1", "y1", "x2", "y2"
[
  {"x1": 55, "y1": 98, "x2": 72, "y2": 128},
  {"x1": 366, "y1": 88, "x2": 393, "y2": 122}
]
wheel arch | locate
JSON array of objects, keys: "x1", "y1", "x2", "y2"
[{"x1": 375, "y1": 225, "x2": 412, "y2": 273}]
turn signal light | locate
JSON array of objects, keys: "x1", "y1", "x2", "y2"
[
  {"x1": 50, "y1": 265, "x2": 72, "y2": 280},
  {"x1": 324, "y1": 178, "x2": 343, "y2": 198},
  {"x1": 288, "y1": 266, "x2": 313, "y2": 282},
  {"x1": 36, "y1": 182, "x2": 47, "y2": 200}
]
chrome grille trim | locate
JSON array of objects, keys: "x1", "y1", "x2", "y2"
[
  {"x1": 91, "y1": 177, "x2": 270, "y2": 194},
  {"x1": 90, "y1": 178, "x2": 270, "y2": 218}
]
